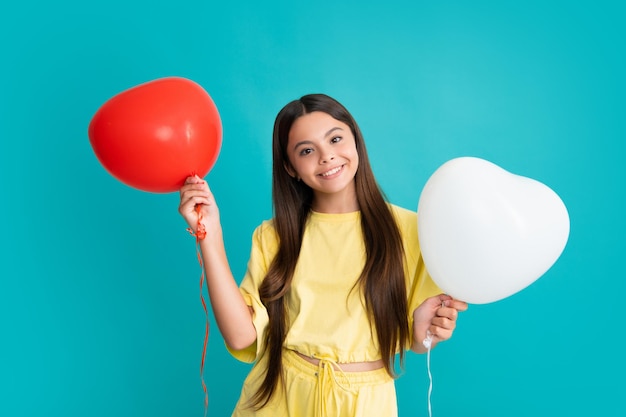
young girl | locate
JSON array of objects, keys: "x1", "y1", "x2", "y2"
[{"x1": 179, "y1": 94, "x2": 468, "y2": 416}]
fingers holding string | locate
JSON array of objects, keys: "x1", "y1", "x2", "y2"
[
  {"x1": 179, "y1": 176, "x2": 215, "y2": 221},
  {"x1": 429, "y1": 298, "x2": 467, "y2": 341}
]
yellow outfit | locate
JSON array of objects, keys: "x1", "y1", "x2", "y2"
[{"x1": 229, "y1": 205, "x2": 441, "y2": 416}]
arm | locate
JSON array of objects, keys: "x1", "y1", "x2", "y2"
[
  {"x1": 179, "y1": 175, "x2": 256, "y2": 351},
  {"x1": 411, "y1": 294, "x2": 468, "y2": 353}
]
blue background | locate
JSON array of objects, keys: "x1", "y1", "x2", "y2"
[{"x1": 1, "y1": 0, "x2": 624, "y2": 416}]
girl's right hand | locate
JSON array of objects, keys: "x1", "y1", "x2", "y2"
[{"x1": 178, "y1": 175, "x2": 220, "y2": 237}]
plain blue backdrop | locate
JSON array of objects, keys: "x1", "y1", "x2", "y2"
[{"x1": 1, "y1": 0, "x2": 624, "y2": 416}]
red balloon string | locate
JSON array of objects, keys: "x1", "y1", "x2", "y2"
[
  {"x1": 190, "y1": 204, "x2": 207, "y2": 240},
  {"x1": 187, "y1": 205, "x2": 208, "y2": 416}
]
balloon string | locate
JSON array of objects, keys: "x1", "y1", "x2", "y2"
[
  {"x1": 189, "y1": 204, "x2": 207, "y2": 240},
  {"x1": 423, "y1": 331, "x2": 434, "y2": 417},
  {"x1": 187, "y1": 205, "x2": 208, "y2": 416}
]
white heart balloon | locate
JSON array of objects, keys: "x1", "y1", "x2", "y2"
[{"x1": 417, "y1": 157, "x2": 570, "y2": 304}]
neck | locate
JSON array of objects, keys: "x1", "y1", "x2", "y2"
[{"x1": 311, "y1": 192, "x2": 359, "y2": 213}]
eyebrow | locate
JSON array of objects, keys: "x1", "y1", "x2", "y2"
[{"x1": 292, "y1": 127, "x2": 344, "y2": 150}]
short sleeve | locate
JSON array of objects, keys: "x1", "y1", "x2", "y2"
[
  {"x1": 226, "y1": 221, "x2": 277, "y2": 363},
  {"x1": 405, "y1": 255, "x2": 442, "y2": 349},
  {"x1": 393, "y1": 205, "x2": 444, "y2": 343},
  {"x1": 407, "y1": 255, "x2": 442, "y2": 317}
]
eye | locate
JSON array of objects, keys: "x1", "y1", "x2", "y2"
[
  {"x1": 299, "y1": 147, "x2": 313, "y2": 156},
  {"x1": 330, "y1": 136, "x2": 342, "y2": 144}
]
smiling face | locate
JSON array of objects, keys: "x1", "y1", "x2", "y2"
[{"x1": 285, "y1": 111, "x2": 360, "y2": 212}]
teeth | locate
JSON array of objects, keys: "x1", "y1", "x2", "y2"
[{"x1": 321, "y1": 166, "x2": 341, "y2": 177}]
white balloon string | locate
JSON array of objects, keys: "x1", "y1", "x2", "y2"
[{"x1": 423, "y1": 331, "x2": 434, "y2": 417}]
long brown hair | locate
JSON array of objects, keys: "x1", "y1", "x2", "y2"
[{"x1": 251, "y1": 94, "x2": 408, "y2": 408}]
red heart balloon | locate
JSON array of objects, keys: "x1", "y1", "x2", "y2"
[{"x1": 88, "y1": 77, "x2": 222, "y2": 193}]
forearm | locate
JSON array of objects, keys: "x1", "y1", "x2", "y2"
[
  {"x1": 411, "y1": 338, "x2": 429, "y2": 354},
  {"x1": 411, "y1": 305, "x2": 431, "y2": 354},
  {"x1": 199, "y1": 235, "x2": 256, "y2": 351}
]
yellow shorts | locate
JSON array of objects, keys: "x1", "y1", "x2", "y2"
[{"x1": 232, "y1": 349, "x2": 398, "y2": 417}]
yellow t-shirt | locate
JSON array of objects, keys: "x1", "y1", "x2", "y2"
[{"x1": 229, "y1": 204, "x2": 442, "y2": 363}]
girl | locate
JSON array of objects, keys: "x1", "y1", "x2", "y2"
[{"x1": 179, "y1": 94, "x2": 467, "y2": 416}]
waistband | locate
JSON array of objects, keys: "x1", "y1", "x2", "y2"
[{"x1": 283, "y1": 349, "x2": 392, "y2": 386}]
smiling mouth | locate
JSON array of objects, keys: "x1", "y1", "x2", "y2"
[{"x1": 319, "y1": 165, "x2": 344, "y2": 177}]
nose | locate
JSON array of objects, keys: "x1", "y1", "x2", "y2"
[{"x1": 319, "y1": 148, "x2": 335, "y2": 164}]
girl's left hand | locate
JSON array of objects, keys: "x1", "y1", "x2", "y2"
[{"x1": 412, "y1": 294, "x2": 468, "y2": 353}]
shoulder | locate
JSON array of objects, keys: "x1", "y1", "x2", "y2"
[
  {"x1": 255, "y1": 218, "x2": 276, "y2": 234},
  {"x1": 388, "y1": 203, "x2": 420, "y2": 256},
  {"x1": 388, "y1": 204, "x2": 418, "y2": 230},
  {"x1": 251, "y1": 219, "x2": 279, "y2": 251}
]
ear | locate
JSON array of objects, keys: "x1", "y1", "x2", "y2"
[{"x1": 284, "y1": 161, "x2": 298, "y2": 179}]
